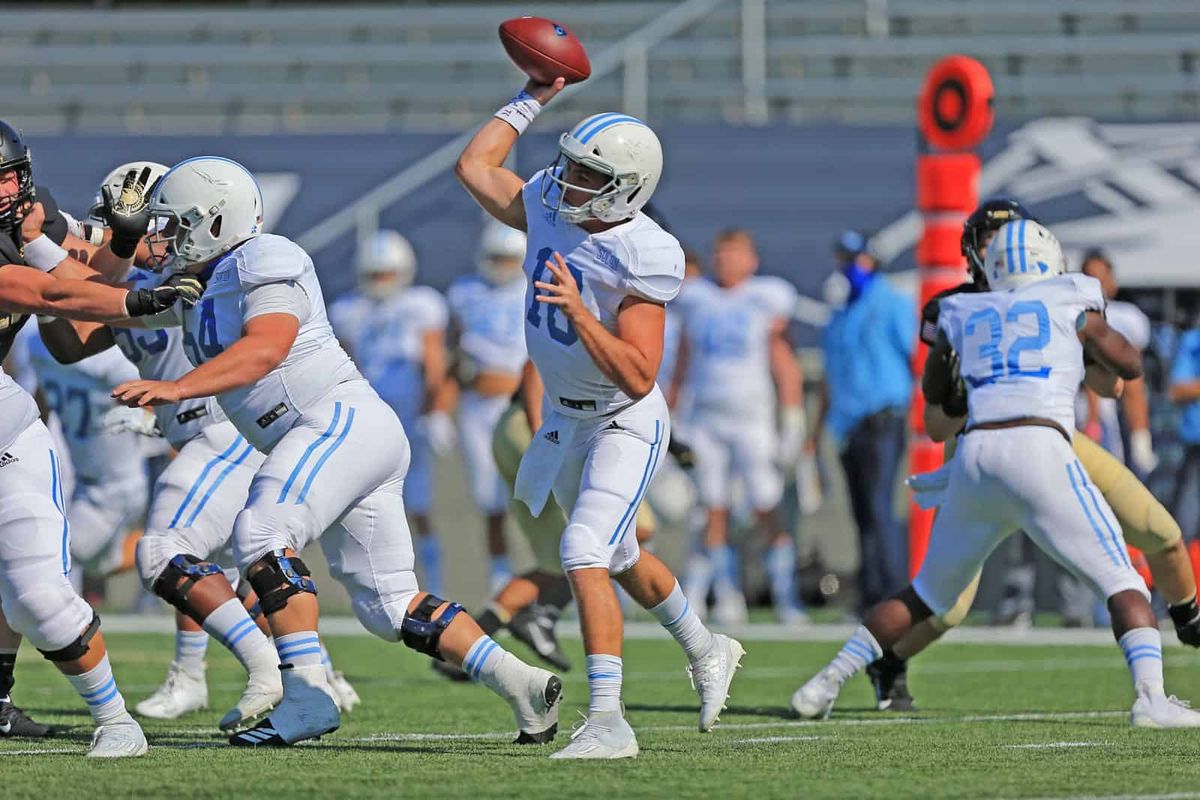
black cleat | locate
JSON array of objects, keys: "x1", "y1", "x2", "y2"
[
  {"x1": 866, "y1": 654, "x2": 916, "y2": 712},
  {"x1": 508, "y1": 604, "x2": 572, "y2": 672},
  {"x1": 0, "y1": 699, "x2": 51, "y2": 737},
  {"x1": 229, "y1": 720, "x2": 290, "y2": 747},
  {"x1": 513, "y1": 675, "x2": 562, "y2": 745}
]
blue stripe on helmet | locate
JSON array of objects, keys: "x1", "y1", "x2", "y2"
[
  {"x1": 578, "y1": 115, "x2": 646, "y2": 144},
  {"x1": 1005, "y1": 220, "x2": 1016, "y2": 274},
  {"x1": 571, "y1": 113, "x2": 624, "y2": 142},
  {"x1": 1018, "y1": 219, "x2": 1028, "y2": 274}
]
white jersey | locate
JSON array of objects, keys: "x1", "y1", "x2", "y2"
[
  {"x1": 521, "y1": 170, "x2": 685, "y2": 418},
  {"x1": 674, "y1": 275, "x2": 796, "y2": 419},
  {"x1": 117, "y1": 268, "x2": 219, "y2": 449},
  {"x1": 0, "y1": 366, "x2": 38, "y2": 452},
  {"x1": 25, "y1": 331, "x2": 143, "y2": 482},
  {"x1": 150, "y1": 234, "x2": 363, "y2": 452},
  {"x1": 328, "y1": 285, "x2": 446, "y2": 424},
  {"x1": 940, "y1": 273, "x2": 1106, "y2": 436},
  {"x1": 446, "y1": 274, "x2": 527, "y2": 377}
]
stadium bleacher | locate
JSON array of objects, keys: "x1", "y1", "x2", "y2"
[{"x1": 6, "y1": 1, "x2": 1200, "y2": 134}]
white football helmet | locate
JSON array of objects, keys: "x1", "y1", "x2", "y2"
[
  {"x1": 88, "y1": 160, "x2": 169, "y2": 223},
  {"x1": 356, "y1": 230, "x2": 416, "y2": 297},
  {"x1": 476, "y1": 221, "x2": 526, "y2": 285},
  {"x1": 147, "y1": 156, "x2": 263, "y2": 268},
  {"x1": 985, "y1": 220, "x2": 1065, "y2": 292},
  {"x1": 540, "y1": 113, "x2": 663, "y2": 224}
]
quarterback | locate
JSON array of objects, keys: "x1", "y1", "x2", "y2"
[{"x1": 457, "y1": 77, "x2": 743, "y2": 758}]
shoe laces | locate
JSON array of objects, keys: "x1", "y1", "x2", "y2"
[
  {"x1": 687, "y1": 647, "x2": 724, "y2": 691},
  {"x1": 1167, "y1": 695, "x2": 1193, "y2": 710}
]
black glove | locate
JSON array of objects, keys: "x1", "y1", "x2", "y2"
[
  {"x1": 102, "y1": 166, "x2": 159, "y2": 260},
  {"x1": 1169, "y1": 598, "x2": 1200, "y2": 648},
  {"x1": 123, "y1": 273, "x2": 206, "y2": 317}
]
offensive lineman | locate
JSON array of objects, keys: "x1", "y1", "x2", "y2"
[
  {"x1": 792, "y1": 221, "x2": 1200, "y2": 728},
  {"x1": 864, "y1": 200, "x2": 1200, "y2": 711},
  {"x1": 109, "y1": 157, "x2": 560, "y2": 747},
  {"x1": 670, "y1": 229, "x2": 807, "y2": 625},
  {"x1": 457, "y1": 78, "x2": 743, "y2": 758},
  {"x1": 446, "y1": 220, "x2": 530, "y2": 589},
  {"x1": 328, "y1": 230, "x2": 451, "y2": 594},
  {"x1": 0, "y1": 127, "x2": 202, "y2": 756}
]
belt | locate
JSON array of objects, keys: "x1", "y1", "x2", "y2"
[
  {"x1": 558, "y1": 396, "x2": 598, "y2": 412},
  {"x1": 965, "y1": 417, "x2": 1071, "y2": 443}
]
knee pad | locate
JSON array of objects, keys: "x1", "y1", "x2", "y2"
[
  {"x1": 560, "y1": 522, "x2": 610, "y2": 573},
  {"x1": 151, "y1": 554, "x2": 224, "y2": 614},
  {"x1": 400, "y1": 594, "x2": 463, "y2": 661},
  {"x1": 247, "y1": 550, "x2": 318, "y2": 616},
  {"x1": 37, "y1": 613, "x2": 101, "y2": 663}
]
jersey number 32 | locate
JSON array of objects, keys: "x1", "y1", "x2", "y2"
[{"x1": 964, "y1": 300, "x2": 1052, "y2": 387}]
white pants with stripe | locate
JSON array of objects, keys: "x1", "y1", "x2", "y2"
[
  {"x1": 0, "y1": 420, "x2": 94, "y2": 651},
  {"x1": 231, "y1": 382, "x2": 420, "y2": 640},
  {"x1": 456, "y1": 389, "x2": 510, "y2": 515},
  {"x1": 913, "y1": 427, "x2": 1149, "y2": 616},
  {"x1": 686, "y1": 407, "x2": 782, "y2": 512},
  {"x1": 136, "y1": 421, "x2": 263, "y2": 588},
  {"x1": 553, "y1": 386, "x2": 670, "y2": 575}
]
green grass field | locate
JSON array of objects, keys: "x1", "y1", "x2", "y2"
[{"x1": 3, "y1": 629, "x2": 1200, "y2": 799}]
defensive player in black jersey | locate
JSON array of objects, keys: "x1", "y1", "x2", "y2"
[{"x1": 865, "y1": 198, "x2": 1200, "y2": 711}]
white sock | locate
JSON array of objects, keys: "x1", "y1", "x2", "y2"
[
  {"x1": 649, "y1": 580, "x2": 715, "y2": 660},
  {"x1": 320, "y1": 642, "x2": 333, "y2": 671},
  {"x1": 66, "y1": 655, "x2": 127, "y2": 724},
  {"x1": 174, "y1": 629, "x2": 208, "y2": 672},
  {"x1": 462, "y1": 634, "x2": 530, "y2": 703},
  {"x1": 202, "y1": 597, "x2": 277, "y2": 672},
  {"x1": 828, "y1": 625, "x2": 883, "y2": 684},
  {"x1": 585, "y1": 654, "x2": 623, "y2": 714},
  {"x1": 274, "y1": 631, "x2": 324, "y2": 670},
  {"x1": 1118, "y1": 627, "x2": 1164, "y2": 694}
]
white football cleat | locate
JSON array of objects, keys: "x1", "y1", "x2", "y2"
[
  {"x1": 1131, "y1": 684, "x2": 1200, "y2": 728},
  {"x1": 135, "y1": 661, "x2": 207, "y2": 720},
  {"x1": 228, "y1": 664, "x2": 339, "y2": 746},
  {"x1": 508, "y1": 667, "x2": 563, "y2": 744},
  {"x1": 688, "y1": 634, "x2": 746, "y2": 732},
  {"x1": 325, "y1": 667, "x2": 360, "y2": 713},
  {"x1": 791, "y1": 667, "x2": 842, "y2": 720},
  {"x1": 87, "y1": 713, "x2": 148, "y2": 758},
  {"x1": 549, "y1": 711, "x2": 638, "y2": 760},
  {"x1": 219, "y1": 668, "x2": 283, "y2": 731}
]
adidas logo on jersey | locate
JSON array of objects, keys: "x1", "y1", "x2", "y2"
[
  {"x1": 543, "y1": 430, "x2": 560, "y2": 444},
  {"x1": 0, "y1": 452, "x2": 18, "y2": 468}
]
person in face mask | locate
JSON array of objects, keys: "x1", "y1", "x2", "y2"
[{"x1": 813, "y1": 230, "x2": 915, "y2": 614}]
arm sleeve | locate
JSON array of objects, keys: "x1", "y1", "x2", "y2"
[{"x1": 243, "y1": 281, "x2": 311, "y2": 323}]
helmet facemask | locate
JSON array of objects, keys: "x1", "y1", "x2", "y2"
[
  {"x1": 540, "y1": 138, "x2": 645, "y2": 224},
  {"x1": 0, "y1": 156, "x2": 35, "y2": 235}
]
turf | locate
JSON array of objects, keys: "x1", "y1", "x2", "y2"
[{"x1": 2, "y1": 630, "x2": 1199, "y2": 799}]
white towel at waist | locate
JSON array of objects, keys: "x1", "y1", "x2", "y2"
[
  {"x1": 514, "y1": 410, "x2": 580, "y2": 516},
  {"x1": 905, "y1": 461, "x2": 953, "y2": 511}
]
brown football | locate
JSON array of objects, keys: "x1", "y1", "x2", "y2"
[{"x1": 499, "y1": 17, "x2": 591, "y2": 85}]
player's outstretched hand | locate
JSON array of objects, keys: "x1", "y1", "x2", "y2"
[
  {"x1": 160, "y1": 271, "x2": 206, "y2": 307},
  {"x1": 102, "y1": 166, "x2": 160, "y2": 259},
  {"x1": 523, "y1": 76, "x2": 567, "y2": 106},
  {"x1": 111, "y1": 378, "x2": 183, "y2": 408},
  {"x1": 534, "y1": 251, "x2": 585, "y2": 320}
]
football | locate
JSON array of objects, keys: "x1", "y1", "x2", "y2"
[{"x1": 498, "y1": 16, "x2": 591, "y2": 85}]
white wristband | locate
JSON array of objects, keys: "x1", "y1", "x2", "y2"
[
  {"x1": 22, "y1": 234, "x2": 69, "y2": 272},
  {"x1": 494, "y1": 89, "x2": 542, "y2": 135}
]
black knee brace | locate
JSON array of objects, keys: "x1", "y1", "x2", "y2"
[
  {"x1": 38, "y1": 614, "x2": 101, "y2": 663},
  {"x1": 894, "y1": 586, "x2": 934, "y2": 624},
  {"x1": 248, "y1": 550, "x2": 318, "y2": 616},
  {"x1": 236, "y1": 578, "x2": 263, "y2": 621},
  {"x1": 401, "y1": 595, "x2": 464, "y2": 661},
  {"x1": 152, "y1": 554, "x2": 224, "y2": 614}
]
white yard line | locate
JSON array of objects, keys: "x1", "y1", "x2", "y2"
[
  {"x1": 1005, "y1": 741, "x2": 1106, "y2": 749},
  {"x1": 730, "y1": 735, "x2": 823, "y2": 744},
  {"x1": 1015, "y1": 795, "x2": 1200, "y2": 800}
]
